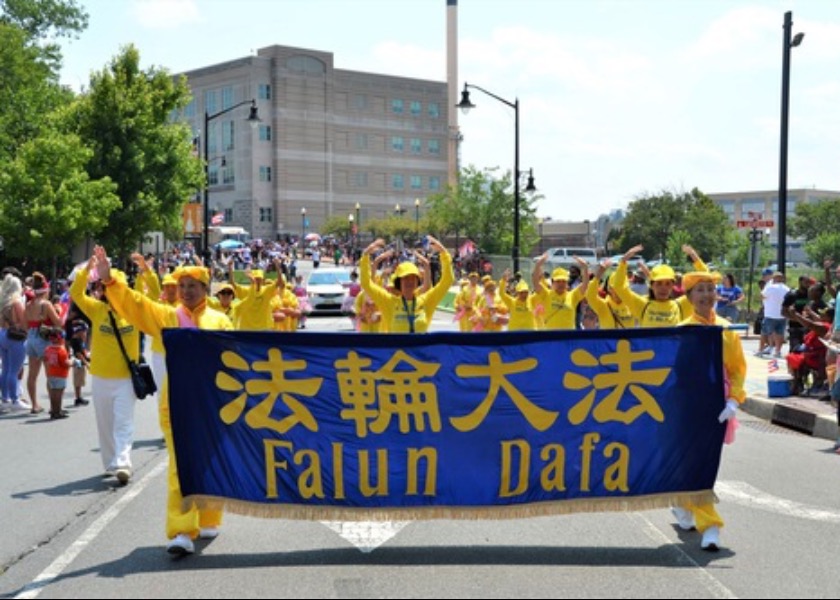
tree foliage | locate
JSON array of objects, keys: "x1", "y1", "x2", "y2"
[
  {"x1": 425, "y1": 166, "x2": 540, "y2": 255},
  {"x1": 69, "y1": 45, "x2": 204, "y2": 258},
  {"x1": 789, "y1": 198, "x2": 840, "y2": 264},
  {"x1": 0, "y1": 131, "x2": 119, "y2": 260},
  {"x1": 616, "y1": 188, "x2": 731, "y2": 263}
]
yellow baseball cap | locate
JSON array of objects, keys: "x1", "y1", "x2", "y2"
[
  {"x1": 515, "y1": 281, "x2": 530, "y2": 293},
  {"x1": 551, "y1": 267, "x2": 570, "y2": 281},
  {"x1": 161, "y1": 274, "x2": 177, "y2": 286},
  {"x1": 650, "y1": 265, "x2": 676, "y2": 282},
  {"x1": 393, "y1": 262, "x2": 420, "y2": 290},
  {"x1": 250, "y1": 269, "x2": 265, "y2": 280}
]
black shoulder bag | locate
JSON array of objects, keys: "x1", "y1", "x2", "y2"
[{"x1": 108, "y1": 311, "x2": 157, "y2": 400}]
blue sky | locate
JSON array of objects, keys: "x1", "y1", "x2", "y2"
[{"x1": 59, "y1": 0, "x2": 840, "y2": 222}]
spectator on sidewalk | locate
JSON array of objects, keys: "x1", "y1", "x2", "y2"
[
  {"x1": 759, "y1": 271, "x2": 789, "y2": 358},
  {"x1": 715, "y1": 273, "x2": 744, "y2": 323},
  {"x1": 43, "y1": 328, "x2": 72, "y2": 420}
]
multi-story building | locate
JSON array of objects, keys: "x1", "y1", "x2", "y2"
[
  {"x1": 178, "y1": 44, "x2": 450, "y2": 243},
  {"x1": 708, "y1": 188, "x2": 840, "y2": 263}
]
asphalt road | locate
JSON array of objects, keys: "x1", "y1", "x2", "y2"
[{"x1": 1, "y1": 304, "x2": 839, "y2": 598}]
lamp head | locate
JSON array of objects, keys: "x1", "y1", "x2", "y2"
[
  {"x1": 247, "y1": 100, "x2": 261, "y2": 128},
  {"x1": 525, "y1": 168, "x2": 536, "y2": 193},
  {"x1": 456, "y1": 85, "x2": 475, "y2": 114}
]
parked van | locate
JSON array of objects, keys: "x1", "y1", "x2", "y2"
[{"x1": 535, "y1": 247, "x2": 599, "y2": 271}]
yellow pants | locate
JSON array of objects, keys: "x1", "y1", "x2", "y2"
[
  {"x1": 160, "y1": 396, "x2": 223, "y2": 539},
  {"x1": 685, "y1": 502, "x2": 723, "y2": 532}
]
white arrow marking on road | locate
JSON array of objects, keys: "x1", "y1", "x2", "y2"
[
  {"x1": 320, "y1": 521, "x2": 410, "y2": 553},
  {"x1": 717, "y1": 480, "x2": 840, "y2": 523}
]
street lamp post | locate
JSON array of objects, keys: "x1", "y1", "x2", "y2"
[
  {"x1": 301, "y1": 207, "x2": 307, "y2": 239},
  {"x1": 203, "y1": 99, "x2": 259, "y2": 262},
  {"x1": 414, "y1": 198, "x2": 421, "y2": 236},
  {"x1": 457, "y1": 83, "x2": 536, "y2": 274},
  {"x1": 777, "y1": 11, "x2": 804, "y2": 276},
  {"x1": 348, "y1": 213, "x2": 354, "y2": 260}
]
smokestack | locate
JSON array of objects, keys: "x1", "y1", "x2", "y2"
[{"x1": 446, "y1": 0, "x2": 459, "y2": 189}]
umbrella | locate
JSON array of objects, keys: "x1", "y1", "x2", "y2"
[
  {"x1": 304, "y1": 232, "x2": 321, "y2": 242},
  {"x1": 216, "y1": 239, "x2": 246, "y2": 250}
]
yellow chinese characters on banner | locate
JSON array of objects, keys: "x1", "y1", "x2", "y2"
[{"x1": 183, "y1": 203, "x2": 202, "y2": 235}]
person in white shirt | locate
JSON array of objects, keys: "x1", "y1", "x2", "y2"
[{"x1": 759, "y1": 271, "x2": 790, "y2": 358}]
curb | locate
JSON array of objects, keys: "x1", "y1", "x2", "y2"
[{"x1": 742, "y1": 394, "x2": 837, "y2": 441}]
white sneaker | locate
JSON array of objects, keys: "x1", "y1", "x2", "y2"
[
  {"x1": 199, "y1": 527, "x2": 220, "y2": 539},
  {"x1": 10, "y1": 400, "x2": 30, "y2": 412},
  {"x1": 701, "y1": 526, "x2": 720, "y2": 551},
  {"x1": 115, "y1": 468, "x2": 131, "y2": 485},
  {"x1": 166, "y1": 533, "x2": 195, "y2": 556},
  {"x1": 671, "y1": 507, "x2": 696, "y2": 531}
]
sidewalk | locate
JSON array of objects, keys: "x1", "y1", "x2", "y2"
[{"x1": 739, "y1": 330, "x2": 838, "y2": 442}]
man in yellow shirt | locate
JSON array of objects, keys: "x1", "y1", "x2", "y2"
[
  {"x1": 90, "y1": 245, "x2": 232, "y2": 557},
  {"x1": 70, "y1": 265, "x2": 141, "y2": 487},
  {"x1": 531, "y1": 253, "x2": 588, "y2": 330}
]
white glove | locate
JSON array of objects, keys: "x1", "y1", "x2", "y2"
[{"x1": 718, "y1": 399, "x2": 739, "y2": 423}]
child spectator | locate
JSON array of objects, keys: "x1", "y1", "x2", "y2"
[
  {"x1": 43, "y1": 327, "x2": 72, "y2": 419},
  {"x1": 68, "y1": 318, "x2": 91, "y2": 406}
]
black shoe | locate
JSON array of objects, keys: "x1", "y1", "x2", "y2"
[
  {"x1": 74, "y1": 398, "x2": 90, "y2": 407},
  {"x1": 50, "y1": 410, "x2": 69, "y2": 420}
]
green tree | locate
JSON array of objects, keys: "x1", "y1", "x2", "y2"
[
  {"x1": 0, "y1": 132, "x2": 119, "y2": 262},
  {"x1": 785, "y1": 197, "x2": 840, "y2": 266},
  {"x1": 0, "y1": 22, "x2": 73, "y2": 163},
  {"x1": 69, "y1": 45, "x2": 204, "y2": 257},
  {"x1": 0, "y1": 0, "x2": 87, "y2": 70},
  {"x1": 426, "y1": 166, "x2": 539, "y2": 256},
  {"x1": 617, "y1": 188, "x2": 730, "y2": 262}
]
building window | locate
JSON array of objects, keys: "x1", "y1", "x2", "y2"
[
  {"x1": 221, "y1": 86, "x2": 234, "y2": 110},
  {"x1": 258, "y1": 83, "x2": 271, "y2": 100},
  {"x1": 259, "y1": 124, "x2": 271, "y2": 141},
  {"x1": 718, "y1": 200, "x2": 735, "y2": 219},
  {"x1": 391, "y1": 136, "x2": 404, "y2": 152},
  {"x1": 391, "y1": 98, "x2": 404, "y2": 114},
  {"x1": 209, "y1": 165, "x2": 219, "y2": 186},
  {"x1": 429, "y1": 176, "x2": 441, "y2": 191},
  {"x1": 223, "y1": 121, "x2": 234, "y2": 151},
  {"x1": 353, "y1": 94, "x2": 368, "y2": 110},
  {"x1": 224, "y1": 208, "x2": 233, "y2": 223},
  {"x1": 410, "y1": 138, "x2": 422, "y2": 154},
  {"x1": 392, "y1": 174, "x2": 404, "y2": 189},
  {"x1": 355, "y1": 133, "x2": 368, "y2": 149},
  {"x1": 204, "y1": 90, "x2": 217, "y2": 115},
  {"x1": 410, "y1": 100, "x2": 421, "y2": 116},
  {"x1": 355, "y1": 172, "x2": 368, "y2": 187},
  {"x1": 184, "y1": 100, "x2": 196, "y2": 118},
  {"x1": 259, "y1": 207, "x2": 273, "y2": 222},
  {"x1": 410, "y1": 175, "x2": 422, "y2": 190},
  {"x1": 222, "y1": 165, "x2": 235, "y2": 185},
  {"x1": 428, "y1": 139, "x2": 440, "y2": 155},
  {"x1": 740, "y1": 198, "x2": 768, "y2": 218},
  {"x1": 428, "y1": 102, "x2": 440, "y2": 118},
  {"x1": 259, "y1": 166, "x2": 272, "y2": 182}
]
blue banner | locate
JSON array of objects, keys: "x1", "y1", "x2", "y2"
[{"x1": 164, "y1": 327, "x2": 725, "y2": 519}]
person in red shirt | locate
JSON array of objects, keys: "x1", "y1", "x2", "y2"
[{"x1": 43, "y1": 328, "x2": 72, "y2": 419}]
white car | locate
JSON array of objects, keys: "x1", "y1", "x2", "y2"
[{"x1": 306, "y1": 268, "x2": 353, "y2": 314}]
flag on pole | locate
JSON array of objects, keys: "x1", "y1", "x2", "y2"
[
  {"x1": 211, "y1": 212, "x2": 224, "y2": 226},
  {"x1": 768, "y1": 358, "x2": 779, "y2": 373}
]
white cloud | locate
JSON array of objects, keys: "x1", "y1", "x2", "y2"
[{"x1": 130, "y1": 0, "x2": 201, "y2": 30}]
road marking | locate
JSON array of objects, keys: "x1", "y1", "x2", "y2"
[
  {"x1": 630, "y1": 513, "x2": 738, "y2": 599},
  {"x1": 320, "y1": 521, "x2": 410, "y2": 553},
  {"x1": 717, "y1": 480, "x2": 840, "y2": 523},
  {"x1": 15, "y1": 460, "x2": 168, "y2": 600}
]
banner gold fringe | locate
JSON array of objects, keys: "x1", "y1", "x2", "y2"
[{"x1": 182, "y1": 490, "x2": 717, "y2": 522}]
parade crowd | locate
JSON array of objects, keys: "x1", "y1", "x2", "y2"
[{"x1": 2, "y1": 237, "x2": 839, "y2": 558}]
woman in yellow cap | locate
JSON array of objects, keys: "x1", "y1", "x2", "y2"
[
  {"x1": 269, "y1": 274, "x2": 301, "y2": 332},
  {"x1": 612, "y1": 244, "x2": 708, "y2": 327},
  {"x1": 229, "y1": 260, "x2": 284, "y2": 330},
  {"x1": 586, "y1": 259, "x2": 636, "y2": 329},
  {"x1": 531, "y1": 253, "x2": 588, "y2": 330},
  {"x1": 454, "y1": 272, "x2": 482, "y2": 332},
  {"x1": 359, "y1": 236, "x2": 452, "y2": 333},
  {"x1": 208, "y1": 283, "x2": 238, "y2": 323},
  {"x1": 672, "y1": 269, "x2": 745, "y2": 552},
  {"x1": 499, "y1": 268, "x2": 538, "y2": 331},
  {"x1": 473, "y1": 275, "x2": 508, "y2": 331},
  {"x1": 89, "y1": 245, "x2": 232, "y2": 557},
  {"x1": 69, "y1": 262, "x2": 141, "y2": 486}
]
